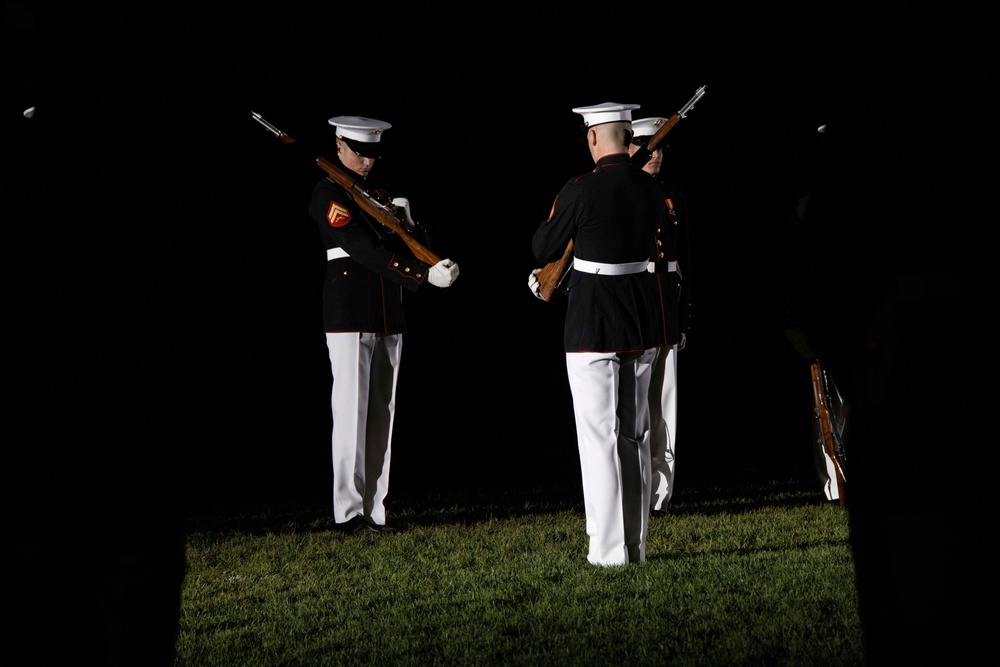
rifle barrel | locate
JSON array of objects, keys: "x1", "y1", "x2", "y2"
[
  {"x1": 251, "y1": 111, "x2": 297, "y2": 143},
  {"x1": 678, "y1": 85, "x2": 707, "y2": 118}
]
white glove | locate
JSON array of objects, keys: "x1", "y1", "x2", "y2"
[
  {"x1": 528, "y1": 268, "x2": 544, "y2": 300},
  {"x1": 391, "y1": 197, "x2": 417, "y2": 231},
  {"x1": 428, "y1": 259, "x2": 459, "y2": 287},
  {"x1": 678, "y1": 332, "x2": 687, "y2": 351}
]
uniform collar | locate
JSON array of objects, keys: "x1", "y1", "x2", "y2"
[{"x1": 595, "y1": 152, "x2": 631, "y2": 167}]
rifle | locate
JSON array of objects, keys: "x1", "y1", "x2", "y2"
[
  {"x1": 534, "y1": 85, "x2": 707, "y2": 302},
  {"x1": 251, "y1": 111, "x2": 441, "y2": 266},
  {"x1": 535, "y1": 240, "x2": 574, "y2": 302},
  {"x1": 810, "y1": 359, "x2": 849, "y2": 506},
  {"x1": 630, "y1": 84, "x2": 706, "y2": 168}
]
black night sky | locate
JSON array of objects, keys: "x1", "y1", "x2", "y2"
[
  {"x1": 5, "y1": 4, "x2": 993, "y2": 522},
  {"x1": 5, "y1": 5, "x2": 995, "y2": 664}
]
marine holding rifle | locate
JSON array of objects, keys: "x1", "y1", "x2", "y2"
[
  {"x1": 531, "y1": 102, "x2": 667, "y2": 566},
  {"x1": 307, "y1": 115, "x2": 459, "y2": 535},
  {"x1": 628, "y1": 116, "x2": 694, "y2": 516}
]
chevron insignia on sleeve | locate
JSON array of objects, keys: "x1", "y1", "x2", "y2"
[{"x1": 327, "y1": 202, "x2": 351, "y2": 227}]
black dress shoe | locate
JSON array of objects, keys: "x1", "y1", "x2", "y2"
[
  {"x1": 371, "y1": 523, "x2": 397, "y2": 534},
  {"x1": 650, "y1": 507, "x2": 669, "y2": 518},
  {"x1": 335, "y1": 516, "x2": 378, "y2": 535}
]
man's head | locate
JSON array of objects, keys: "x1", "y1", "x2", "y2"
[
  {"x1": 572, "y1": 102, "x2": 640, "y2": 161},
  {"x1": 629, "y1": 116, "x2": 668, "y2": 177},
  {"x1": 328, "y1": 115, "x2": 391, "y2": 179}
]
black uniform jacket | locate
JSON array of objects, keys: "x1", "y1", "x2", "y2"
[
  {"x1": 652, "y1": 181, "x2": 693, "y2": 346},
  {"x1": 532, "y1": 153, "x2": 667, "y2": 353},
  {"x1": 308, "y1": 176, "x2": 433, "y2": 334}
]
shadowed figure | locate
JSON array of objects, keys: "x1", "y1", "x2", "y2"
[
  {"x1": 792, "y1": 11, "x2": 992, "y2": 664},
  {"x1": 2, "y1": 3, "x2": 235, "y2": 663}
]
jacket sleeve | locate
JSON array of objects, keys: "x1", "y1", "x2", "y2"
[
  {"x1": 309, "y1": 178, "x2": 432, "y2": 292},
  {"x1": 532, "y1": 180, "x2": 583, "y2": 264}
]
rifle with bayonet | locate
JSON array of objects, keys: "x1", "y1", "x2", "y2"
[
  {"x1": 251, "y1": 111, "x2": 441, "y2": 266},
  {"x1": 533, "y1": 85, "x2": 707, "y2": 302},
  {"x1": 630, "y1": 85, "x2": 706, "y2": 168}
]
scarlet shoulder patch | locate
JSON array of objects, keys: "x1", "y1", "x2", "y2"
[{"x1": 327, "y1": 202, "x2": 351, "y2": 227}]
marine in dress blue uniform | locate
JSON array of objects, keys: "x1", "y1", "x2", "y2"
[
  {"x1": 531, "y1": 103, "x2": 667, "y2": 566},
  {"x1": 307, "y1": 115, "x2": 459, "y2": 534},
  {"x1": 629, "y1": 117, "x2": 694, "y2": 514}
]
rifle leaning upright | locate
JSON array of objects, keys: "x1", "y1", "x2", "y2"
[
  {"x1": 251, "y1": 111, "x2": 441, "y2": 266},
  {"x1": 533, "y1": 85, "x2": 707, "y2": 302},
  {"x1": 810, "y1": 359, "x2": 849, "y2": 506}
]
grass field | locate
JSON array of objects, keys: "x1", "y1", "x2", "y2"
[{"x1": 173, "y1": 478, "x2": 862, "y2": 666}]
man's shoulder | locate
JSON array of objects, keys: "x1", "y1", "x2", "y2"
[
  {"x1": 312, "y1": 176, "x2": 351, "y2": 199},
  {"x1": 309, "y1": 177, "x2": 357, "y2": 222}
]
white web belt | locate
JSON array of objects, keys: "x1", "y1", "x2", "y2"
[
  {"x1": 573, "y1": 258, "x2": 651, "y2": 275},
  {"x1": 327, "y1": 247, "x2": 350, "y2": 260},
  {"x1": 650, "y1": 260, "x2": 682, "y2": 276}
]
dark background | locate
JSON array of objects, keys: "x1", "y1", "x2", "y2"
[
  {"x1": 5, "y1": 4, "x2": 993, "y2": 664},
  {"x1": 223, "y1": 6, "x2": 839, "y2": 508},
  {"x1": 5, "y1": 4, "x2": 991, "y2": 517}
]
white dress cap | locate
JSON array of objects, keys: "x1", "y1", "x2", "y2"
[
  {"x1": 327, "y1": 115, "x2": 392, "y2": 143},
  {"x1": 572, "y1": 102, "x2": 641, "y2": 127},
  {"x1": 631, "y1": 117, "x2": 669, "y2": 139}
]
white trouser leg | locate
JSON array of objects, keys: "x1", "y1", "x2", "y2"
[
  {"x1": 649, "y1": 343, "x2": 679, "y2": 510},
  {"x1": 363, "y1": 333, "x2": 401, "y2": 524},
  {"x1": 567, "y1": 348, "x2": 655, "y2": 566},
  {"x1": 326, "y1": 332, "x2": 402, "y2": 524}
]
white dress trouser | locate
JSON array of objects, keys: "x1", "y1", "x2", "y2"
[
  {"x1": 326, "y1": 332, "x2": 402, "y2": 525},
  {"x1": 649, "y1": 343, "x2": 679, "y2": 511},
  {"x1": 566, "y1": 348, "x2": 656, "y2": 566}
]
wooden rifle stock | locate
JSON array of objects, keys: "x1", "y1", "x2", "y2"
[
  {"x1": 631, "y1": 84, "x2": 706, "y2": 168},
  {"x1": 629, "y1": 114, "x2": 682, "y2": 167},
  {"x1": 535, "y1": 240, "x2": 573, "y2": 302},
  {"x1": 252, "y1": 111, "x2": 441, "y2": 266},
  {"x1": 315, "y1": 157, "x2": 441, "y2": 265},
  {"x1": 810, "y1": 360, "x2": 849, "y2": 506},
  {"x1": 535, "y1": 86, "x2": 706, "y2": 301}
]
